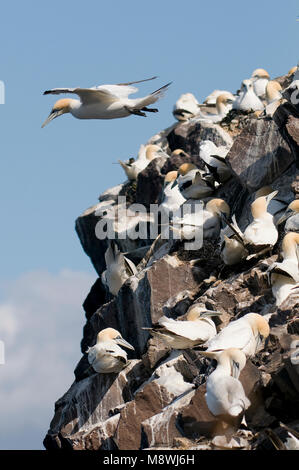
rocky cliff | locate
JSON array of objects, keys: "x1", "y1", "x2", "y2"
[{"x1": 44, "y1": 72, "x2": 299, "y2": 451}]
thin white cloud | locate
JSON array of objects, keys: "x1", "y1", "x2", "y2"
[{"x1": 0, "y1": 269, "x2": 96, "y2": 450}]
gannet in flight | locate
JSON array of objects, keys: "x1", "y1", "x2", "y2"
[
  {"x1": 42, "y1": 76, "x2": 171, "y2": 127},
  {"x1": 200, "y1": 348, "x2": 251, "y2": 419},
  {"x1": 102, "y1": 240, "x2": 137, "y2": 296},
  {"x1": 118, "y1": 144, "x2": 166, "y2": 181},
  {"x1": 268, "y1": 232, "x2": 299, "y2": 306},
  {"x1": 204, "y1": 312, "x2": 270, "y2": 357},
  {"x1": 173, "y1": 92, "x2": 201, "y2": 121},
  {"x1": 86, "y1": 328, "x2": 134, "y2": 374},
  {"x1": 277, "y1": 200, "x2": 299, "y2": 232},
  {"x1": 233, "y1": 79, "x2": 264, "y2": 112},
  {"x1": 251, "y1": 68, "x2": 270, "y2": 98},
  {"x1": 199, "y1": 140, "x2": 232, "y2": 183},
  {"x1": 143, "y1": 305, "x2": 222, "y2": 349},
  {"x1": 173, "y1": 163, "x2": 215, "y2": 200}
]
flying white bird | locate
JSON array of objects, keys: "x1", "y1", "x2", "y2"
[
  {"x1": 143, "y1": 305, "x2": 222, "y2": 349},
  {"x1": 42, "y1": 76, "x2": 171, "y2": 127},
  {"x1": 86, "y1": 328, "x2": 135, "y2": 374},
  {"x1": 102, "y1": 241, "x2": 137, "y2": 296},
  {"x1": 204, "y1": 312, "x2": 270, "y2": 357},
  {"x1": 200, "y1": 348, "x2": 251, "y2": 419}
]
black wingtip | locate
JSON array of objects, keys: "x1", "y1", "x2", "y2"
[{"x1": 43, "y1": 90, "x2": 50, "y2": 95}]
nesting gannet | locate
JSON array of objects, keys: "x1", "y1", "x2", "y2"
[
  {"x1": 233, "y1": 79, "x2": 264, "y2": 112},
  {"x1": 86, "y1": 328, "x2": 134, "y2": 374},
  {"x1": 288, "y1": 66, "x2": 298, "y2": 77},
  {"x1": 172, "y1": 198, "x2": 230, "y2": 241},
  {"x1": 268, "y1": 232, "x2": 299, "y2": 306},
  {"x1": 143, "y1": 306, "x2": 222, "y2": 349},
  {"x1": 159, "y1": 170, "x2": 186, "y2": 219},
  {"x1": 201, "y1": 348, "x2": 251, "y2": 419},
  {"x1": 243, "y1": 190, "x2": 279, "y2": 248},
  {"x1": 203, "y1": 90, "x2": 235, "y2": 106},
  {"x1": 199, "y1": 140, "x2": 232, "y2": 183},
  {"x1": 221, "y1": 233, "x2": 249, "y2": 266},
  {"x1": 204, "y1": 313, "x2": 270, "y2": 357},
  {"x1": 197, "y1": 94, "x2": 234, "y2": 123},
  {"x1": 101, "y1": 241, "x2": 137, "y2": 296},
  {"x1": 277, "y1": 200, "x2": 299, "y2": 232},
  {"x1": 118, "y1": 144, "x2": 167, "y2": 181},
  {"x1": 173, "y1": 93, "x2": 200, "y2": 121},
  {"x1": 265, "y1": 80, "x2": 282, "y2": 104},
  {"x1": 42, "y1": 77, "x2": 171, "y2": 127},
  {"x1": 254, "y1": 186, "x2": 286, "y2": 225},
  {"x1": 251, "y1": 68, "x2": 270, "y2": 98},
  {"x1": 173, "y1": 163, "x2": 215, "y2": 200}
]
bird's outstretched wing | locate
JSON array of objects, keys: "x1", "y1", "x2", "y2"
[
  {"x1": 43, "y1": 77, "x2": 159, "y2": 104},
  {"x1": 43, "y1": 87, "x2": 118, "y2": 104}
]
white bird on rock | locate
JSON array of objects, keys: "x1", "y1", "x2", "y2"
[
  {"x1": 243, "y1": 190, "x2": 279, "y2": 249},
  {"x1": 172, "y1": 198, "x2": 230, "y2": 240},
  {"x1": 204, "y1": 312, "x2": 270, "y2": 357},
  {"x1": 86, "y1": 328, "x2": 135, "y2": 374},
  {"x1": 200, "y1": 348, "x2": 251, "y2": 419},
  {"x1": 268, "y1": 232, "x2": 299, "y2": 306},
  {"x1": 265, "y1": 80, "x2": 282, "y2": 104},
  {"x1": 203, "y1": 90, "x2": 235, "y2": 106},
  {"x1": 173, "y1": 93, "x2": 201, "y2": 121},
  {"x1": 254, "y1": 186, "x2": 287, "y2": 225},
  {"x1": 42, "y1": 77, "x2": 171, "y2": 127},
  {"x1": 159, "y1": 170, "x2": 186, "y2": 219},
  {"x1": 197, "y1": 94, "x2": 234, "y2": 123},
  {"x1": 173, "y1": 163, "x2": 215, "y2": 200},
  {"x1": 102, "y1": 241, "x2": 137, "y2": 296},
  {"x1": 118, "y1": 144, "x2": 167, "y2": 181},
  {"x1": 251, "y1": 68, "x2": 270, "y2": 98},
  {"x1": 233, "y1": 79, "x2": 264, "y2": 112},
  {"x1": 143, "y1": 305, "x2": 222, "y2": 349},
  {"x1": 220, "y1": 232, "x2": 249, "y2": 266},
  {"x1": 199, "y1": 140, "x2": 232, "y2": 183}
]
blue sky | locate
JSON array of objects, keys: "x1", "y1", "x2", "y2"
[{"x1": 0, "y1": 0, "x2": 298, "y2": 450}]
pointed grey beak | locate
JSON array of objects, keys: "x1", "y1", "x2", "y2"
[
  {"x1": 265, "y1": 190, "x2": 278, "y2": 205},
  {"x1": 277, "y1": 210, "x2": 292, "y2": 226},
  {"x1": 115, "y1": 337, "x2": 135, "y2": 351},
  {"x1": 41, "y1": 109, "x2": 64, "y2": 128},
  {"x1": 200, "y1": 310, "x2": 222, "y2": 318},
  {"x1": 171, "y1": 179, "x2": 178, "y2": 189}
]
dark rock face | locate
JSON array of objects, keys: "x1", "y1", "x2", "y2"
[
  {"x1": 46, "y1": 75, "x2": 299, "y2": 450},
  {"x1": 226, "y1": 115, "x2": 295, "y2": 192}
]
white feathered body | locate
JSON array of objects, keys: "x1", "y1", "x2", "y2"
[{"x1": 87, "y1": 340, "x2": 128, "y2": 373}]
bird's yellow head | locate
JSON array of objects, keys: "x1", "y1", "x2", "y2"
[
  {"x1": 206, "y1": 198, "x2": 230, "y2": 217},
  {"x1": 96, "y1": 328, "x2": 135, "y2": 350},
  {"x1": 178, "y1": 163, "x2": 197, "y2": 176},
  {"x1": 281, "y1": 232, "x2": 299, "y2": 258},
  {"x1": 171, "y1": 148, "x2": 189, "y2": 158},
  {"x1": 164, "y1": 170, "x2": 178, "y2": 184},
  {"x1": 246, "y1": 313, "x2": 270, "y2": 340},
  {"x1": 252, "y1": 68, "x2": 270, "y2": 79},
  {"x1": 145, "y1": 144, "x2": 162, "y2": 161},
  {"x1": 41, "y1": 98, "x2": 72, "y2": 128},
  {"x1": 251, "y1": 190, "x2": 278, "y2": 219},
  {"x1": 266, "y1": 80, "x2": 282, "y2": 101}
]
